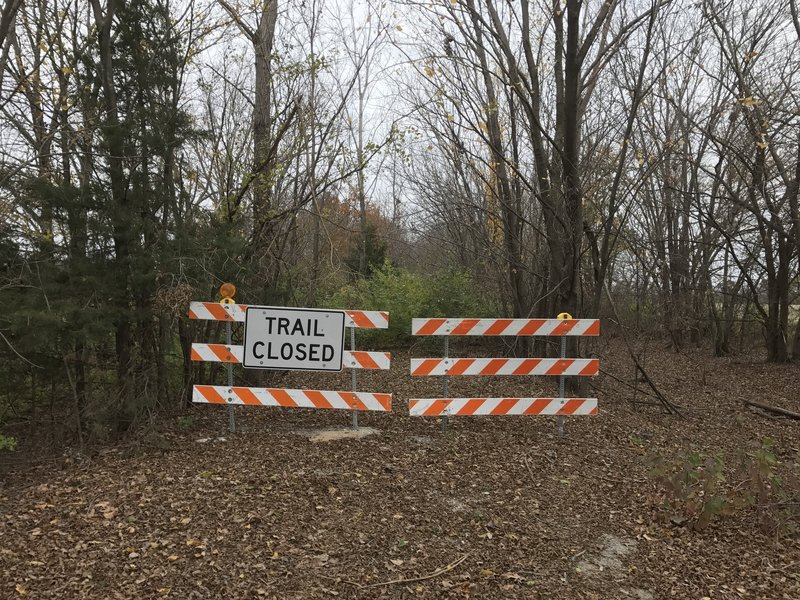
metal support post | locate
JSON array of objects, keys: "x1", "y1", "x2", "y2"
[
  {"x1": 556, "y1": 334, "x2": 566, "y2": 437},
  {"x1": 226, "y1": 321, "x2": 236, "y2": 433},
  {"x1": 350, "y1": 326, "x2": 358, "y2": 430},
  {"x1": 442, "y1": 336, "x2": 449, "y2": 433}
]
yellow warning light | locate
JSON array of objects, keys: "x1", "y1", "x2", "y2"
[
  {"x1": 219, "y1": 282, "x2": 236, "y2": 299},
  {"x1": 557, "y1": 312, "x2": 573, "y2": 320}
]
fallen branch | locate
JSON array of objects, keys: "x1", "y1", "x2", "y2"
[
  {"x1": 744, "y1": 400, "x2": 800, "y2": 420},
  {"x1": 338, "y1": 554, "x2": 470, "y2": 589},
  {"x1": 523, "y1": 454, "x2": 537, "y2": 482},
  {"x1": 603, "y1": 282, "x2": 682, "y2": 416},
  {"x1": 597, "y1": 367, "x2": 656, "y2": 397},
  {"x1": 770, "y1": 560, "x2": 799, "y2": 574}
]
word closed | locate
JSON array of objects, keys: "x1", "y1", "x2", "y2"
[{"x1": 243, "y1": 306, "x2": 345, "y2": 371}]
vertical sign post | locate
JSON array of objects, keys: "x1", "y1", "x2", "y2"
[
  {"x1": 556, "y1": 312, "x2": 572, "y2": 437},
  {"x1": 350, "y1": 326, "x2": 358, "y2": 430},
  {"x1": 219, "y1": 283, "x2": 238, "y2": 433},
  {"x1": 442, "y1": 336, "x2": 449, "y2": 432},
  {"x1": 226, "y1": 320, "x2": 235, "y2": 433}
]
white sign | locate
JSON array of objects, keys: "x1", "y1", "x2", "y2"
[{"x1": 243, "y1": 306, "x2": 345, "y2": 371}]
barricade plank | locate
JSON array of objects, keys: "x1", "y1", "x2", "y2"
[
  {"x1": 411, "y1": 318, "x2": 599, "y2": 336},
  {"x1": 408, "y1": 397, "x2": 598, "y2": 417},
  {"x1": 189, "y1": 302, "x2": 389, "y2": 329},
  {"x1": 194, "y1": 385, "x2": 391, "y2": 411},
  {"x1": 410, "y1": 357, "x2": 598, "y2": 377},
  {"x1": 191, "y1": 343, "x2": 391, "y2": 370}
]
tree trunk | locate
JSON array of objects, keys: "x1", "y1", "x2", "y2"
[
  {"x1": 91, "y1": 0, "x2": 136, "y2": 432},
  {"x1": 252, "y1": 0, "x2": 278, "y2": 245}
]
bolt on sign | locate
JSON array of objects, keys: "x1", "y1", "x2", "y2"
[{"x1": 243, "y1": 307, "x2": 345, "y2": 371}]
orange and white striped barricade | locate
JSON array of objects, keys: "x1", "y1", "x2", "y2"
[
  {"x1": 410, "y1": 316, "x2": 599, "y2": 433},
  {"x1": 189, "y1": 295, "x2": 391, "y2": 432}
]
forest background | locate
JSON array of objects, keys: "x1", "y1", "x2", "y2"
[{"x1": 1, "y1": 0, "x2": 800, "y2": 446}]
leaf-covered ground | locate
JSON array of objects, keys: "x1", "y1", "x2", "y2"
[{"x1": 1, "y1": 340, "x2": 799, "y2": 599}]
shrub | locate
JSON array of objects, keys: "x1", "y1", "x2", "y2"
[
  {"x1": 325, "y1": 263, "x2": 499, "y2": 346},
  {"x1": 648, "y1": 451, "x2": 730, "y2": 530},
  {"x1": 740, "y1": 438, "x2": 800, "y2": 537},
  {"x1": 0, "y1": 433, "x2": 17, "y2": 451},
  {"x1": 647, "y1": 438, "x2": 800, "y2": 536}
]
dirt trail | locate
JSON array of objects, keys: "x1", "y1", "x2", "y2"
[{"x1": 1, "y1": 342, "x2": 798, "y2": 598}]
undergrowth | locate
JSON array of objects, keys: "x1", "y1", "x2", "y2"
[
  {"x1": 0, "y1": 433, "x2": 17, "y2": 451},
  {"x1": 647, "y1": 438, "x2": 800, "y2": 537}
]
